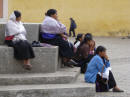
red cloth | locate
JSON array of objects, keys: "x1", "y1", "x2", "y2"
[{"x1": 5, "y1": 36, "x2": 14, "y2": 40}]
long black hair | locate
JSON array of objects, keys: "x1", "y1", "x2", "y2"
[
  {"x1": 79, "y1": 33, "x2": 92, "y2": 47},
  {"x1": 96, "y1": 46, "x2": 107, "y2": 64},
  {"x1": 14, "y1": 10, "x2": 21, "y2": 18},
  {"x1": 76, "y1": 33, "x2": 92, "y2": 53},
  {"x1": 74, "y1": 34, "x2": 83, "y2": 45},
  {"x1": 85, "y1": 33, "x2": 93, "y2": 39},
  {"x1": 45, "y1": 9, "x2": 57, "y2": 16},
  {"x1": 95, "y1": 46, "x2": 106, "y2": 55},
  {"x1": 75, "y1": 33, "x2": 92, "y2": 57}
]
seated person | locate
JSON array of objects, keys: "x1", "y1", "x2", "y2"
[
  {"x1": 85, "y1": 33, "x2": 96, "y2": 55},
  {"x1": 85, "y1": 46, "x2": 124, "y2": 92},
  {"x1": 73, "y1": 33, "x2": 95, "y2": 72},
  {"x1": 5, "y1": 10, "x2": 35, "y2": 70},
  {"x1": 74, "y1": 34, "x2": 84, "y2": 48},
  {"x1": 40, "y1": 9, "x2": 76, "y2": 68}
]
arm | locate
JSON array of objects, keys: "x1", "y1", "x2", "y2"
[
  {"x1": 105, "y1": 59, "x2": 110, "y2": 68},
  {"x1": 96, "y1": 57, "x2": 106, "y2": 73},
  {"x1": 60, "y1": 33, "x2": 68, "y2": 40},
  {"x1": 81, "y1": 45, "x2": 90, "y2": 59},
  {"x1": 19, "y1": 22, "x2": 27, "y2": 35},
  {"x1": 6, "y1": 21, "x2": 20, "y2": 36},
  {"x1": 104, "y1": 55, "x2": 110, "y2": 68},
  {"x1": 101, "y1": 65, "x2": 105, "y2": 78}
]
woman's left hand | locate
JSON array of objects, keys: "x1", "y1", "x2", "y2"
[
  {"x1": 61, "y1": 34, "x2": 68, "y2": 40},
  {"x1": 104, "y1": 54, "x2": 109, "y2": 61}
]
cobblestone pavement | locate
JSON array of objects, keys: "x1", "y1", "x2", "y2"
[{"x1": 70, "y1": 37, "x2": 130, "y2": 96}]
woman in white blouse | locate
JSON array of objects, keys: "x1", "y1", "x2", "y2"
[{"x1": 5, "y1": 11, "x2": 35, "y2": 70}]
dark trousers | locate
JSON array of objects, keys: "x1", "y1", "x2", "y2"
[
  {"x1": 96, "y1": 71, "x2": 117, "y2": 92},
  {"x1": 69, "y1": 28, "x2": 76, "y2": 37},
  {"x1": 108, "y1": 71, "x2": 117, "y2": 89},
  {"x1": 80, "y1": 55, "x2": 94, "y2": 73},
  {"x1": 41, "y1": 35, "x2": 74, "y2": 59}
]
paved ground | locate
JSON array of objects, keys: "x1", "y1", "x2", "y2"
[{"x1": 70, "y1": 37, "x2": 130, "y2": 96}]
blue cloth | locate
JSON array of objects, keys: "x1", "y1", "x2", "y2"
[
  {"x1": 42, "y1": 33, "x2": 57, "y2": 39},
  {"x1": 85, "y1": 55, "x2": 110, "y2": 83},
  {"x1": 102, "y1": 58, "x2": 110, "y2": 68}
]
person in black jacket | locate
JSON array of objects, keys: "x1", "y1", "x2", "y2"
[{"x1": 69, "y1": 18, "x2": 77, "y2": 37}]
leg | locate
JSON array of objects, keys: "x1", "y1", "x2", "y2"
[
  {"x1": 108, "y1": 71, "x2": 124, "y2": 92},
  {"x1": 23, "y1": 59, "x2": 32, "y2": 70},
  {"x1": 108, "y1": 71, "x2": 117, "y2": 89},
  {"x1": 72, "y1": 29, "x2": 76, "y2": 37},
  {"x1": 69, "y1": 28, "x2": 72, "y2": 37}
]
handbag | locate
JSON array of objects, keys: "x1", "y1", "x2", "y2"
[
  {"x1": 32, "y1": 41, "x2": 42, "y2": 47},
  {"x1": 95, "y1": 74, "x2": 109, "y2": 92}
]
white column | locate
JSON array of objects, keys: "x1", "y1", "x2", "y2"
[{"x1": 0, "y1": 0, "x2": 8, "y2": 22}]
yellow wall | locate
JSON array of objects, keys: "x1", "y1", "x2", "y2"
[{"x1": 8, "y1": 0, "x2": 130, "y2": 36}]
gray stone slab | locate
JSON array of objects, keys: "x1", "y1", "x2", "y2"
[
  {"x1": 0, "y1": 67, "x2": 80, "y2": 85},
  {"x1": 0, "y1": 23, "x2": 6, "y2": 45},
  {"x1": 0, "y1": 46, "x2": 58, "y2": 74},
  {"x1": 0, "y1": 23, "x2": 40, "y2": 45},
  {"x1": 57, "y1": 57, "x2": 64, "y2": 70},
  {"x1": 23, "y1": 23, "x2": 40, "y2": 43},
  {"x1": 0, "y1": 84, "x2": 95, "y2": 97},
  {"x1": 95, "y1": 93, "x2": 130, "y2": 97}
]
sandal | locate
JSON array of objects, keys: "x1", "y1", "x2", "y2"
[
  {"x1": 64, "y1": 61, "x2": 74, "y2": 68},
  {"x1": 23, "y1": 64, "x2": 32, "y2": 70},
  {"x1": 113, "y1": 88, "x2": 124, "y2": 92}
]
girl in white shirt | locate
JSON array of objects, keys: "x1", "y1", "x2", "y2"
[{"x1": 74, "y1": 34, "x2": 84, "y2": 48}]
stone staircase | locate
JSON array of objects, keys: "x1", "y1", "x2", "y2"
[
  {"x1": 0, "y1": 68, "x2": 95, "y2": 97},
  {"x1": 0, "y1": 46, "x2": 95, "y2": 97},
  {"x1": 0, "y1": 68, "x2": 80, "y2": 85},
  {"x1": 0, "y1": 23, "x2": 95, "y2": 97}
]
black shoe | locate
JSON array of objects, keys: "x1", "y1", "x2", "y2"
[
  {"x1": 64, "y1": 62, "x2": 74, "y2": 68},
  {"x1": 64, "y1": 61, "x2": 75, "y2": 68}
]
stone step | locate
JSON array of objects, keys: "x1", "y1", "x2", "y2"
[
  {"x1": 0, "y1": 83, "x2": 95, "y2": 97},
  {"x1": 0, "y1": 46, "x2": 59, "y2": 74},
  {"x1": 95, "y1": 92, "x2": 130, "y2": 97},
  {"x1": 0, "y1": 67, "x2": 80, "y2": 85}
]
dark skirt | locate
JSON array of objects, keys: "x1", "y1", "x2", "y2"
[
  {"x1": 40, "y1": 35, "x2": 74, "y2": 59},
  {"x1": 5, "y1": 40, "x2": 35, "y2": 60},
  {"x1": 108, "y1": 71, "x2": 117, "y2": 89},
  {"x1": 96, "y1": 70, "x2": 117, "y2": 92},
  {"x1": 80, "y1": 55, "x2": 94, "y2": 73}
]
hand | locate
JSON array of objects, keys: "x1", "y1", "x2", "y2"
[
  {"x1": 61, "y1": 34, "x2": 68, "y2": 40},
  {"x1": 104, "y1": 54, "x2": 109, "y2": 61},
  {"x1": 101, "y1": 73, "x2": 103, "y2": 79}
]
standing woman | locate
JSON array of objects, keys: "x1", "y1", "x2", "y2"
[
  {"x1": 5, "y1": 11, "x2": 35, "y2": 70},
  {"x1": 41, "y1": 9, "x2": 75, "y2": 67},
  {"x1": 69, "y1": 18, "x2": 77, "y2": 37}
]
